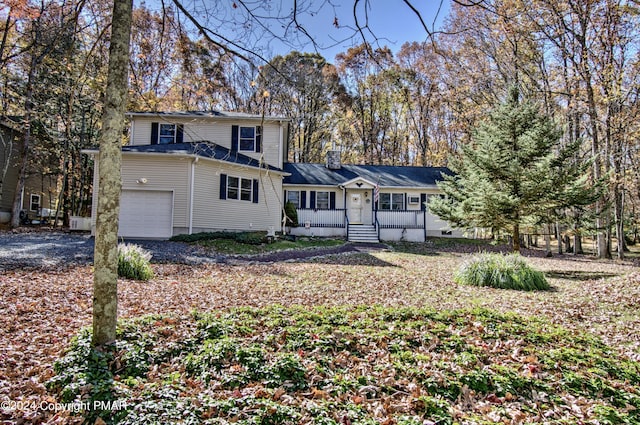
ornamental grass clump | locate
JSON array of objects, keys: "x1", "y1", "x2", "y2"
[
  {"x1": 455, "y1": 252, "x2": 550, "y2": 291},
  {"x1": 118, "y1": 243, "x2": 154, "y2": 281}
]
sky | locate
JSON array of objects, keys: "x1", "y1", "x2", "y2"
[
  {"x1": 268, "y1": 0, "x2": 452, "y2": 61},
  {"x1": 142, "y1": 1, "x2": 452, "y2": 63}
]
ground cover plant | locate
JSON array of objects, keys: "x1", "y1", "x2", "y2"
[
  {"x1": 48, "y1": 306, "x2": 640, "y2": 424},
  {"x1": 170, "y1": 231, "x2": 344, "y2": 255},
  {"x1": 2, "y1": 239, "x2": 640, "y2": 423}
]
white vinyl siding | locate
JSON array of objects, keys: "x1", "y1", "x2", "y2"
[
  {"x1": 129, "y1": 117, "x2": 283, "y2": 168},
  {"x1": 192, "y1": 161, "x2": 282, "y2": 232}
]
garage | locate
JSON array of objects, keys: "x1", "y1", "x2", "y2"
[{"x1": 118, "y1": 190, "x2": 173, "y2": 239}]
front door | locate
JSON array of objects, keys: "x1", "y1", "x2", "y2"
[{"x1": 348, "y1": 193, "x2": 362, "y2": 224}]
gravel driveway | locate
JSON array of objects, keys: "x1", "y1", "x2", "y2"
[
  {"x1": 0, "y1": 230, "x2": 225, "y2": 271},
  {"x1": 0, "y1": 230, "x2": 374, "y2": 271}
]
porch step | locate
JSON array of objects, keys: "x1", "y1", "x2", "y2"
[{"x1": 348, "y1": 224, "x2": 379, "y2": 243}]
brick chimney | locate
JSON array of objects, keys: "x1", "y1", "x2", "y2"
[{"x1": 326, "y1": 150, "x2": 341, "y2": 170}]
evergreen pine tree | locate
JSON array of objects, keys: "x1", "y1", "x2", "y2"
[{"x1": 430, "y1": 87, "x2": 597, "y2": 252}]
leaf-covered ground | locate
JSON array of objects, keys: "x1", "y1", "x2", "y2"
[{"x1": 1, "y1": 244, "x2": 639, "y2": 423}]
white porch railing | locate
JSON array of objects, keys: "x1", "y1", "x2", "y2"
[
  {"x1": 377, "y1": 210, "x2": 425, "y2": 229},
  {"x1": 296, "y1": 208, "x2": 346, "y2": 228}
]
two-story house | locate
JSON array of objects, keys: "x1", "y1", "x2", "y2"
[
  {"x1": 85, "y1": 111, "x2": 461, "y2": 241},
  {"x1": 85, "y1": 111, "x2": 289, "y2": 239}
]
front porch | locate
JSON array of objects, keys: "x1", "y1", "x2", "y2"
[{"x1": 290, "y1": 208, "x2": 436, "y2": 242}]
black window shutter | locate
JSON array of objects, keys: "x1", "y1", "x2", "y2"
[
  {"x1": 300, "y1": 191, "x2": 307, "y2": 209},
  {"x1": 231, "y1": 125, "x2": 239, "y2": 151},
  {"x1": 284, "y1": 190, "x2": 288, "y2": 205},
  {"x1": 151, "y1": 122, "x2": 159, "y2": 145},
  {"x1": 255, "y1": 126, "x2": 262, "y2": 152},
  {"x1": 404, "y1": 194, "x2": 408, "y2": 210},
  {"x1": 310, "y1": 191, "x2": 316, "y2": 209},
  {"x1": 420, "y1": 193, "x2": 427, "y2": 211},
  {"x1": 176, "y1": 124, "x2": 184, "y2": 143},
  {"x1": 219, "y1": 174, "x2": 227, "y2": 200},
  {"x1": 252, "y1": 179, "x2": 259, "y2": 203},
  {"x1": 329, "y1": 192, "x2": 336, "y2": 209}
]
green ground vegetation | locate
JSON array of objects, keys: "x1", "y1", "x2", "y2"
[{"x1": 49, "y1": 306, "x2": 640, "y2": 424}]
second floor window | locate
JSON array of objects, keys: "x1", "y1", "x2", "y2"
[
  {"x1": 159, "y1": 124, "x2": 176, "y2": 144},
  {"x1": 231, "y1": 125, "x2": 262, "y2": 152},
  {"x1": 150, "y1": 122, "x2": 183, "y2": 145},
  {"x1": 239, "y1": 126, "x2": 255, "y2": 151}
]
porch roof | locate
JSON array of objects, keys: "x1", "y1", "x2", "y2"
[{"x1": 283, "y1": 163, "x2": 452, "y2": 188}]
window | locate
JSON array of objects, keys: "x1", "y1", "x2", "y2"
[
  {"x1": 30, "y1": 194, "x2": 41, "y2": 212},
  {"x1": 159, "y1": 124, "x2": 176, "y2": 144},
  {"x1": 286, "y1": 191, "x2": 300, "y2": 208},
  {"x1": 239, "y1": 126, "x2": 256, "y2": 151},
  {"x1": 408, "y1": 196, "x2": 420, "y2": 204},
  {"x1": 379, "y1": 193, "x2": 404, "y2": 210},
  {"x1": 316, "y1": 191, "x2": 329, "y2": 209},
  {"x1": 227, "y1": 176, "x2": 254, "y2": 202}
]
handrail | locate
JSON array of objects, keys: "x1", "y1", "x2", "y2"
[
  {"x1": 345, "y1": 210, "x2": 350, "y2": 241},
  {"x1": 375, "y1": 213, "x2": 380, "y2": 241}
]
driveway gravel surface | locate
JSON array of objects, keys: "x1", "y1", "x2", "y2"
[
  {"x1": 0, "y1": 230, "x2": 377, "y2": 271},
  {"x1": 0, "y1": 230, "x2": 226, "y2": 270}
]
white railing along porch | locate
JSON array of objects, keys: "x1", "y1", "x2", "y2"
[
  {"x1": 296, "y1": 208, "x2": 346, "y2": 228},
  {"x1": 376, "y1": 210, "x2": 425, "y2": 229}
]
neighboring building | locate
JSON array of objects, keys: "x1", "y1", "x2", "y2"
[
  {"x1": 85, "y1": 111, "x2": 461, "y2": 241},
  {"x1": 0, "y1": 116, "x2": 59, "y2": 224}
]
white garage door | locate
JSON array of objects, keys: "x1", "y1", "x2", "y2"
[{"x1": 119, "y1": 190, "x2": 173, "y2": 239}]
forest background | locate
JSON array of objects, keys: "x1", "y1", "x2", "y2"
[{"x1": 1, "y1": 0, "x2": 640, "y2": 260}]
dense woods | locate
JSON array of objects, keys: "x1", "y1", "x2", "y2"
[{"x1": 2, "y1": 0, "x2": 640, "y2": 258}]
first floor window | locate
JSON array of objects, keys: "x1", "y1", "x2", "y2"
[
  {"x1": 159, "y1": 124, "x2": 176, "y2": 144},
  {"x1": 316, "y1": 191, "x2": 329, "y2": 209},
  {"x1": 286, "y1": 190, "x2": 300, "y2": 208},
  {"x1": 30, "y1": 194, "x2": 41, "y2": 212},
  {"x1": 379, "y1": 193, "x2": 404, "y2": 210},
  {"x1": 227, "y1": 176, "x2": 254, "y2": 202}
]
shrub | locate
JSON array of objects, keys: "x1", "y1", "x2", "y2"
[
  {"x1": 284, "y1": 201, "x2": 298, "y2": 227},
  {"x1": 454, "y1": 252, "x2": 550, "y2": 291},
  {"x1": 118, "y1": 243, "x2": 154, "y2": 281},
  {"x1": 170, "y1": 231, "x2": 265, "y2": 245}
]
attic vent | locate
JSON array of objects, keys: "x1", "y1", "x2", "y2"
[{"x1": 326, "y1": 150, "x2": 341, "y2": 170}]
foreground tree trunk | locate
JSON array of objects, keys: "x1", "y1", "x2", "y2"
[{"x1": 92, "y1": 0, "x2": 133, "y2": 347}]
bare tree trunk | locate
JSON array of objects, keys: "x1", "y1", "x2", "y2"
[
  {"x1": 10, "y1": 53, "x2": 37, "y2": 228},
  {"x1": 92, "y1": 0, "x2": 133, "y2": 347},
  {"x1": 545, "y1": 223, "x2": 551, "y2": 255},
  {"x1": 614, "y1": 186, "x2": 625, "y2": 259},
  {"x1": 512, "y1": 223, "x2": 521, "y2": 252}
]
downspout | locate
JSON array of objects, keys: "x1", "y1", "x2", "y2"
[
  {"x1": 278, "y1": 121, "x2": 284, "y2": 169},
  {"x1": 340, "y1": 185, "x2": 347, "y2": 239},
  {"x1": 188, "y1": 157, "x2": 197, "y2": 234},
  {"x1": 129, "y1": 119, "x2": 135, "y2": 145}
]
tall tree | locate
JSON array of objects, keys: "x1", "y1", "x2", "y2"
[
  {"x1": 430, "y1": 87, "x2": 594, "y2": 252},
  {"x1": 92, "y1": 0, "x2": 132, "y2": 347},
  {"x1": 257, "y1": 52, "x2": 344, "y2": 162}
]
